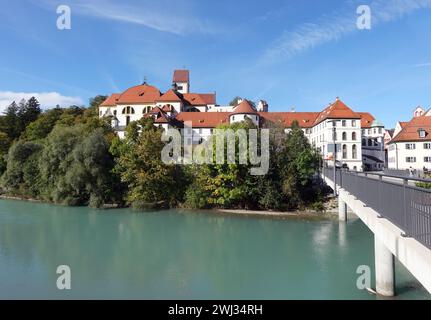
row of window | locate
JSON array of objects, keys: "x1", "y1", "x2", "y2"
[
  {"x1": 312, "y1": 120, "x2": 358, "y2": 134},
  {"x1": 406, "y1": 157, "x2": 431, "y2": 163},
  {"x1": 362, "y1": 128, "x2": 383, "y2": 135},
  {"x1": 312, "y1": 132, "x2": 358, "y2": 144},
  {"x1": 405, "y1": 143, "x2": 431, "y2": 150}
]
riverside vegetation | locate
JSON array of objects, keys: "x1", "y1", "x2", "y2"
[{"x1": 0, "y1": 96, "x2": 330, "y2": 211}]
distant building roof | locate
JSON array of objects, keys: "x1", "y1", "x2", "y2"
[
  {"x1": 390, "y1": 116, "x2": 431, "y2": 143},
  {"x1": 157, "y1": 89, "x2": 182, "y2": 102},
  {"x1": 314, "y1": 98, "x2": 360, "y2": 125},
  {"x1": 176, "y1": 112, "x2": 230, "y2": 128}
]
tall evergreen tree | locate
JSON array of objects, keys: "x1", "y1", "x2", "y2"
[{"x1": 2, "y1": 101, "x2": 21, "y2": 139}]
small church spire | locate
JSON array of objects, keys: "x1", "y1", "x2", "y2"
[{"x1": 142, "y1": 76, "x2": 147, "y2": 85}]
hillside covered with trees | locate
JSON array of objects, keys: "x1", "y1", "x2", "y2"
[{"x1": 0, "y1": 96, "x2": 328, "y2": 211}]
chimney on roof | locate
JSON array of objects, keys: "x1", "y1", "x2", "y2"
[{"x1": 336, "y1": 97, "x2": 340, "y2": 101}]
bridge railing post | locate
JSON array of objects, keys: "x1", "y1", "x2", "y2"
[{"x1": 402, "y1": 178, "x2": 409, "y2": 237}]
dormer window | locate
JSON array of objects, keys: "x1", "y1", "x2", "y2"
[{"x1": 419, "y1": 129, "x2": 426, "y2": 138}]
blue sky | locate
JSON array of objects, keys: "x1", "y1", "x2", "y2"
[{"x1": 0, "y1": 0, "x2": 431, "y2": 128}]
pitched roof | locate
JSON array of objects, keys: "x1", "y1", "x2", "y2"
[
  {"x1": 183, "y1": 93, "x2": 216, "y2": 106},
  {"x1": 157, "y1": 89, "x2": 182, "y2": 102},
  {"x1": 176, "y1": 112, "x2": 230, "y2": 128},
  {"x1": 101, "y1": 94, "x2": 120, "y2": 107},
  {"x1": 232, "y1": 100, "x2": 258, "y2": 115},
  {"x1": 259, "y1": 112, "x2": 319, "y2": 128},
  {"x1": 314, "y1": 99, "x2": 360, "y2": 125},
  {"x1": 358, "y1": 112, "x2": 375, "y2": 128},
  {"x1": 116, "y1": 84, "x2": 162, "y2": 104},
  {"x1": 173, "y1": 70, "x2": 189, "y2": 83},
  {"x1": 390, "y1": 116, "x2": 431, "y2": 143}
]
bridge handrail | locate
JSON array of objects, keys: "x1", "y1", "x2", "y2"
[
  {"x1": 355, "y1": 171, "x2": 431, "y2": 185},
  {"x1": 322, "y1": 166, "x2": 431, "y2": 250}
]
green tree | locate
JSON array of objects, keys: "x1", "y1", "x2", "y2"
[
  {"x1": 1, "y1": 140, "x2": 43, "y2": 197},
  {"x1": 114, "y1": 122, "x2": 187, "y2": 208},
  {"x1": 1, "y1": 101, "x2": 21, "y2": 139},
  {"x1": 23, "y1": 107, "x2": 64, "y2": 141}
]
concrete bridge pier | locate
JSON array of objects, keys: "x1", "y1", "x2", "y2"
[
  {"x1": 374, "y1": 235, "x2": 396, "y2": 297},
  {"x1": 338, "y1": 196, "x2": 348, "y2": 222}
]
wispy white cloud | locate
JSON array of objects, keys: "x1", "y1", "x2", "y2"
[
  {"x1": 0, "y1": 91, "x2": 83, "y2": 112},
  {"x1": 261, "y1": 0, "x2": 431, "y2": 64},
  {"x1": 414, "y1": 62, "x2": 431, "y2": 67},
  {"x1": 35, "y1": 0, "x2": 217, "y2": 35}
]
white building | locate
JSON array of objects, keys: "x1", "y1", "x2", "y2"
[
  {"x1": 388, "y1": 107, "x2": 431, "y2": 171},
  {"x1": 99, "y1": 70, "x2": 385, "y2": 171}
]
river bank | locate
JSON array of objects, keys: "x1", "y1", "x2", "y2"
[{"x1": 0, "y1": 194, "x2": 341, "y2": 220}]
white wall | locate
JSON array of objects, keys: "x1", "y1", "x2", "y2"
[{"x1": 388, "y1": 142, "x2": 431, "y2": 170}]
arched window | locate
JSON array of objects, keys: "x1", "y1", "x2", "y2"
[
  {"x1": 122, "y1": 106, "x2": 135, "y2": 115},
  {"x1": 352, "y1": 132, "x2": 357, "y2": 141},
  {"x1": 362, "y1": 139, "x2": 366, "y2": 146},
  {"x1": 342, "y1": 144, "x2": 347, "y2": 159},
  {"x1": 342, "y1": 132, "x2": 347, "y2": 141},
  {"x1": 352, "y1": 145, "x2": 357, "y2": 159}
]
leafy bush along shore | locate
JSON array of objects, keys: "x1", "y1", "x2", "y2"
[{"x1": 0, "y1": 96, "x2": 330, "y2": 211}]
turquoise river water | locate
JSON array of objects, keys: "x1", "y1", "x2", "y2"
[{"x1": 0, "y1": 199, "x2": 430, "y2": 300}]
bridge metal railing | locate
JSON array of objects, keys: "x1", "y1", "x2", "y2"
[{"x1": 322, "y1": 166, "x2": 431, "y2": 250}]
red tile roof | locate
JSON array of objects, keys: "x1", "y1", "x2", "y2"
[
  {"x1": 116, "y1": 84, "x2": 162, "y2": 104},
  {"x1": 390, "y1": 116, "x2": 431, "y2": 143},
  {"x1": 314, "y1": 99, "x2": 360, "y2": 125},
  {"x1": 101, "y1": 94, "x2": 120, "y2": 107},
  {"x1": 176, "y1": 112, "x2": 230, "y2": 128},
  {"x1": 358, "y1": 112, "x2": 375, "y2": 128},
  {"x1": 173, "y1": 70, "x2": 189, "y2": 83},
  {"x1": 157, "y1": 89, "x2": 182, "y2": 102},
  {"x1": 259, "y1": 112, "x2": 319, "y2": 128},
  {"x1": 232, "y1": 100, "x2": 258, "y2": 115},
  {"x1": 183, "y1": 93, "x2": 216, "y2": 106}
]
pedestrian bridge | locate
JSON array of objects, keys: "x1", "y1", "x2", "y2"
[{"x1": 322, "y1": 167, "x2": 431, "y2": 296}]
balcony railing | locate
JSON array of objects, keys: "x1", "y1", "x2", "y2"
[{"x1": 322, "y1": 167, "x2": 431, "y2": 250}]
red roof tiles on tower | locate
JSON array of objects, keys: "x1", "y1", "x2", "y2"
[
  {"x1": 173, "y1": 70, "x2": 189, "y2": 83},
  {"x1": 231, "y1": 100, "x2": 258, "y2": 115}
]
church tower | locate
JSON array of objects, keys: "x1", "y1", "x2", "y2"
[{"x1": 173, "y1": 70, "x2": 190, "y2": 94}]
